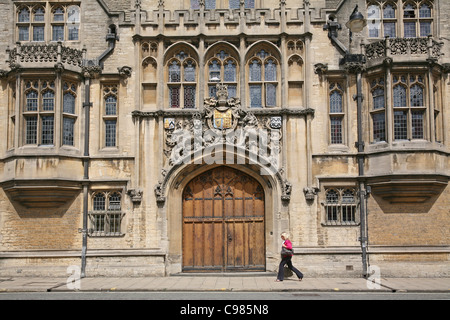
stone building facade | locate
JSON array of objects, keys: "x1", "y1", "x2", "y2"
[{"x1": 0, "y1": 0, "x2": 448, "y2": 277}]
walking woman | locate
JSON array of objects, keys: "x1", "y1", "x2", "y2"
[{"x1": 276, "y1": 232, "x2": 303, "y2": 282}]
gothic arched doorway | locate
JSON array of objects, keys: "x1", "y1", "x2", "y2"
[{"x1": 182, "y1": 166, "x2": 265, "y2": 272}]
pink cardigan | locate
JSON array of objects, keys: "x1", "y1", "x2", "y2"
[{"x1": 283, "y1": 239, "x2": 293, "y2": 250}]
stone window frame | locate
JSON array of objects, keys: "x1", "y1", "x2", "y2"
[
  {"x1": 21, "y1": 78, "x2": 56, "y2": 146},
  {"x1": 15, "y1": 2, "x2": 81, "y2": 43},
  {"x1": 164, "y1": 47, "x2": 198, "y2": 109},
  {"x1": 246, "y1": 48, "x2": 281, "y2": 108},
  {"x1": 205, "y1": 47, "x2": 239, "y2": 100},
  {"x1": 369, "y1": 76, "x2": 387, "y2": 143},
  {"x1": 391, "y1": 73, "x2": 427, "y2": 141},
  {"x1": 327, "y1": 80, "x2": 346, "y2": 146},
  {"x1": 18, "y1": 77, "x2": 80, "y2": 149},
  {"x1": 102, "y1": 84, "x2": 119, "y2": 149},
  {"x1": 366, "y1": 0, "x2": 434, "y2": 39},
  {"x1": 89, "y1": 190, "x2": 125, "y2": 237},
  {"x1": 320, "y1": 185, "x2": 360, "y2": 226}
]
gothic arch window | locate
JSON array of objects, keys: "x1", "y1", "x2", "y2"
[
  {"x1": 367, "y1": 0, "x2": 434, "y2": 38},
  {"x1": 22, "y1": 80, "x2": 56, "y2": 146},
  {"x1": 62, "y1": 82, "x2": 77, "y2": 147},
  {"x1": 392, "y1": 74, "x2": 426, "y2": 140},
  {"x1": 323, "y1": 187, "x2": 358, "y2": 225},
  {"x1": 370, "y1": 77, "x2": 386, "y2": 143},
  {"x1": 90, "y1": 191, "x2": 124, "y2": 236},
  {"x1": 328, "y1": 82, "x2": 345, "y2": 145},
  {"x1": 16, "y1": 5, "x2": 46, "y2": 41},
  {"x1": 246, "y1": 48, "x2": 280, "y2": 108},
  {"x1": 103, "y1": 84, "x2": 119, "y2": 147},
  {"x1": 206, "y1": 47, "x2": 239, "y2": 99},
  {"x1": 165, "y1": 47, "x2": 198, "y2": 109}
]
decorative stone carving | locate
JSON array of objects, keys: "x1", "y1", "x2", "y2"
[
  {"x1": 118, "y1": 66, "x2": 132, "y2": 78},
  {"x1": 128, "y1": 189, "x2": 143, "y2": 203},
  {"x1": 303, "y1": 186, "x2": 319, "y2": 201}
]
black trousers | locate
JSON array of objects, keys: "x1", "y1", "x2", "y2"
[{"x1": 277, "y1": 255, "x2": 303, "y2": 281}]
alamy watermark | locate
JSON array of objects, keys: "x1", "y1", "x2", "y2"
[
  {"x1": 366, "y1": 265, "x2": 381, "y2": 289},
  {"x1": 167, "y1": 125, "x2": 281, "y2": 176},
  {"x1": 66, "y1": 265, "x2": 81, "y2": 290}
]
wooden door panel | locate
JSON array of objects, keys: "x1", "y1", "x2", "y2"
[{"x1": 182, "y1": 167, "x2": 265, "y2": 272}]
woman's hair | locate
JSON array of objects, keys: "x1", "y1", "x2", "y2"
[{"x1": 281, "y1": 232, "x2": 289, "y2": 239}]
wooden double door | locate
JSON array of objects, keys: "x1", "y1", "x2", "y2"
[{"x1": 182, "y1": 166, "x2": 265, "y2": 272}]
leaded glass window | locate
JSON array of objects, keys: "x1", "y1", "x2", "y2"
[
  {"x1": 249, "y1": 60, "x2": 261, "y2": 81},
  {"x1": 90, "y1": 191, "x2": 124, "y2": 236},
  {"x1": 63, "y1": 93, "x2": 75, "y2": 114},
  {"x1": 393, "y1": 85, "x2": 407, "y2": 107},
  {"x1": 328, "y1": 82, "x2": 344, "y2": 145},
  {"x1": 206, "y1": 48, "x2": 238, "y2": 100},
  {"x1": 169, "y1": 61, "x2": 181, "y2": 82},
  {"x1": 41, "y1": 116, "x2": 54, "y2": 145},
  {"x1": 248, "y1": 49, "x2": 279, "y2": 108},
  {"x1": 105, "y1": 120, "x2": 116, "y2": 147},
  {"x1": 324, "y1": 188, "x2": 358, "y2": 225},
  {"x1": 63, "y1": 117, "x2": 75, "y2": 146},
  {"x1": 167, "y1": 50, "x2": 198, "y2": 108}
]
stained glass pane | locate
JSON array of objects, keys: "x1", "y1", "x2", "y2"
[
  {"x1": 169, "y1": 61, "x2": 181, "y2": 82},
  {"x1": 393, "y1": 85, "x2": 406, "y2": 107},
  {"x1": 205, "y1": 0, "x2": 215, "y2": 9},
  {"x1": 184, "y1": 61, "x2": 196, "y2": 82},
  {"x1": 19, "y1": 8, "x2": 30, "y2": 22},
  {"x1": 105, "y1": 120, "x2": 116, "y2": 147},
  {"x1": 105, "y1": 96, "x2": 117, "y2": 115},
  {"x1": 26, "y1": 91, "x2": 38, "y2": 111},
  {"x1": 53, "y1": 7, "x2": 64, "y2": 21},
  {"x1": 52, "y1": 25, "x2": 64, "y2": 41},
  {"x1": 249, "y1": 60, "x2": 261, "y2": 81},
  {"x1": 383, "y1": 4, "x2": 395, "y2": 18},
  {"x1": 245, "y1": 0, "x2": 255, "y2": 8},
  {"x1": 404, "y1": 22, "x2": 416, "y2": 37},
  {"x1": 184, "y1": 85, "x2": 196, "y2": 108},
  {"x1": 265, "y1": 83, "x2": 276, "y2": 107},
  {"x1": 224, "y1": 60, "x2": 236, "y2": 82},
  {"x1": 229, "y1": 0, "x2": 239, "y2": 9},
  {"x1": 63, "y1": 93, "x2": 76, "y2": 114},
  {"x1": 394, "y1": 111, "x2": 407, "y2": 140},
  {"x1": 33, "y1": 26, "x2": 45, "y2": 41},
  {"x1": 384, "y1": 22, "x2": 396, "y2": 37},
  {"x1": 420, "y1": 22, "x2": 431, "y2": 37},
  {"x1": 227, "y1": 85, "x2": 237, "y2": 98},
  {"x1": 250, "y1": 85, "x2": 262, "y2": 108},
  {"x1": 41, "y1": 116, "x2": 54, "y2": 145},
  {"x1": 63, "y1": 117, "x2": 74, "y2": 146},
  {"x1": 19, "y1": 26, "x2": 29, "y2": 41},
  {"x1": 265, "y1": 59, "x2": 276, "y2": 81},
  {"x1": 412, "y1": 111, "x2": 424, "y2": 139},
  {"x1": 330, "y1": 117, "x2": 343, "y2": 144},
  {"x1": 43, "y1": 91, "x2": 55, "y2": 111},
  {"x1": 372, "y1": 87, "x2": 385, "y2": 110},
  {"x1": 419, "y1": 4, "x2": 431, "y2": 18},
  {"x1": 372, "y1": 113, "x2": 386, "y2": 142},
  {"x1": 170, "y1": 86, "x2": 180, "y2": 108},
  {"x1": 329, "y1": 91, "x2": 343, "y2": 113},
  {"x1": 410, "y1": 84, "x2": 423, "y2": 106},
  {"x1": 191, "y1": 0, "x2": 200, "y2": 9},
  {"x1": 209, "y1": 60, "x2": 220, "y2": 82}
]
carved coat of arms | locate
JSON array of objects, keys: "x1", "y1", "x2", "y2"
[{"x1": 204, "y1": 84, "x2": 241, "y2": 133}]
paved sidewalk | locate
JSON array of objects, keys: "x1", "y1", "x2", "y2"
[{"x1": 0, "y1": 275, "x2": 449, "y2": 293}]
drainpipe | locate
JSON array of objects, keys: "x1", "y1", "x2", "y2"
[{"x1": 80, "y1": 27, "x2": 118, "y2": 278}]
